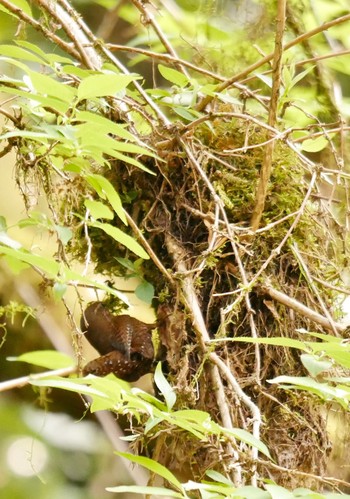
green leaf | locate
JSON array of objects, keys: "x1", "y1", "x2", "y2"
[
  {"x1": 231, "y1": 485, "x2": 271, "y2": 499},
  {"x1": 205, "y1": 469, "x2": 233, "y2": 486},
  {"x1": 0, "y1": 233, "x2": 22, "y2": 250},
  {"x1": 0, "y1": 245, "x2": 129, "y2": 304},
  {"x1": 293, "y1": 487, "x2": 325, "y2": 498},
  {"x1": 4, "y1": 255, "x2": 29, "y2": 274},
  {"x1": 90, "y1": 221, "x2": 149, "y2": 259},
  {"x1": 0, "y1": 216, "x2": 6, "y2": 232},
  {"x1": 300, "y1": 354, "x2": 332, "y2": 377},
  {"x1": 75, "y1": 110, "x2": 139, "y2": 142},
  {"x1": 214, "y1": 336, "x2": 307, "y2": 351},
  {"x1": 158, "y1": 64, "x2": 189, "y2": 87},
  {"x1": 27, "y1": 70, "x2": 76, "y2": 103},
  {"x1": 114, "y1": 452, "x2": 184, "y2": 492},
  {"x1": 135, "y1": 280, "x2": 154, "y2": 304},
  {"x1": 77, "y1": 73, "x2": 138, "y2": 100},
  {"x1": 0, "y1": 86, "x2": 71, "y2": 114},
  {"x1": 84, "y1": 199, "x2": 114, "y2": 220},
  {"x1": 85, "y1": 174, "x2": 126, "y2": 225},
  {"x1": 0, "y1": 246, "x2": 61, "y2": 275},
  {"x1": 8, "y1": 350, "x2": 74, "y2": 369},
  {"x1": 301, "y1": 136, "x2": 329, "y2": 153},
  {"x1": 268, "y1": 376, "x2": 350, "y2": 408},
  {"x1": 154, "y1": 363, "x2": 176, "y2": 410},
  {"x1": 106, "y1": 486, "x2": 183, "y2": 497},
  {"x1": 265, "y1": 484, "x2": 294, "y2": 499},
  {"x1": 225, "y1": 428, "x2": 271, "y2": 458},
  {"x1": 115, "y1": 257, "x2": 137, "y2": 272},
  {"x1": 0, "y1": 45, "x2": 46, "y2": 64},
  {"x1": 30, "y1": 377, "x2": 110, "y2": 399}
]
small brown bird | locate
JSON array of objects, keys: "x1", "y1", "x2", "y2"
[
  {"x1": 81, "y1": 302, "x2": 155, "y2": 381},
  {"x1": 83, "y1": 350, "x2": 154, "y2": 382}
]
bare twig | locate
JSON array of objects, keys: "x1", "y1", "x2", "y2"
[
  {"x1": 259, "y1": 459, "x2": 350, "y2": 489},
  {"x1": 196, "y1": 13, "x2": 350, "y2": 112},
  {"x1": 180, "y1": 140, "x2": 261, "y2": 388}
]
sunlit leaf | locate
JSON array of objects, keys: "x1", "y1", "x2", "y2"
[
  {"x1": 300, "y1": 354, "x2": 332, "y2": 377},
  {"x1": 114, "y1": 452, "x2": 184, "y2": 492},
  {"x1": 27, "y1": 70, "x2": 76, "y2": 103},
  {"x1": 154, "y1": 363, "x2": 176, "y2": 410},
  {"x1": 265, "y1": 484, "x2": 294, "y2": 499},
  {"x1": 268, "y1": 375, "x2": 350, "y2": 409},
  {"x1": 301, "y1": 136, "x2": 329, "y2": 153},
  {"x1": 225, "y1": 428, "x2": 271, "y2": 458},
  {"x1": 205, "y1": 469, "x2": 233, "y2": 486},
  {"x1": 214, "y1": 336, "x2": 307, "y2": 351},
  {"x1": 8, "y1": 350, "x2": 75, "y2": 369},
  {"x1": 84, "y1": 199, "x2": 114, "y2": 220},
  {"x1": 75, "y1": 110, "x2": 139, "y2": 142},
  {"x1": 0, "y1": 0, "x2": 32, "y2": 17},
  {"x1": 30, "y1": 377, "x2": 110, "y2": 399},
  {"x1": 77, "y1": 73, "x2": 138, "y2": 100},
  {"x1": 90, "y1": 221, "x2": 149, "y2": 259},
  {"x1": 85, "y1": 174, "x2": 126, "y2": 224},
  {"x1": 158, "y1": 64, "x2": 189, "y2": 87},
  {"x1": 0, "y1": 45, "x2": 46, "y2": 64},
  {"x1": 55, "y1": 225, "x2": 73, "y2": 245}
]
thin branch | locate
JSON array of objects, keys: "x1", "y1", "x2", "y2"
[
  {"x1": 209, "y1": 353, "x2": 262, "y2": 444},
  {"x1": 0, "y1": 366, "x2": 76, "y2": 392},
  {"x1": 108, "y1": 43, "x2": 225, "y2": 82},
  {"x1": 259, "y1": 459, "x2": 350, "y2": 489},
  {"x1": 180, "y1": 139, "x2": 261, "y2": 389},
  {"x1": 261, "y1": 284, "x2": 345, "y2": 334},
  {"x1": 124, "y1": 210, "x2": 174, "y2": 284},
  {"x1": 130, "y1": 0, "x2": 190, "y2": 78}
]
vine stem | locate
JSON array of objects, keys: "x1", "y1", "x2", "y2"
[{"x1": 250, "y1": 0, "x2": 286, "y2": 232}]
